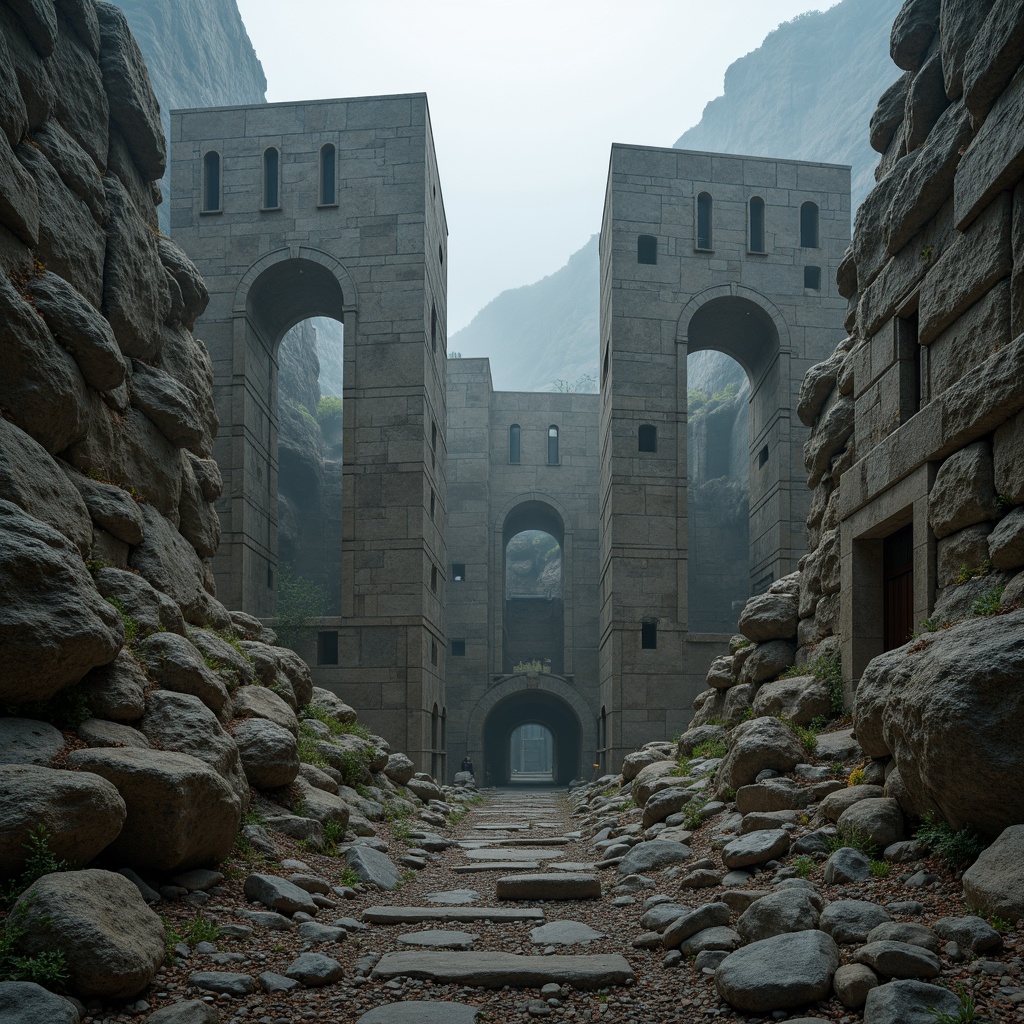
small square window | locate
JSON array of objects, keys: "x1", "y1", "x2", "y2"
[
  {"x1": 452, "y1": 640, "x2": 466, "y2": 657},
  {"x1": 452, "y1": 563, "x2": 465, "y2": 581},
  {"x1": 804, "y1": 266, "x2": 821, "y2": 291},
  {"x1": 317, "y1": 631, "x2": 339, "y2": 665}
]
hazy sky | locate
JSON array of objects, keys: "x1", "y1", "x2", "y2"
[{"x1": 235, "y1": 0, "x2": 837, "y2": 332}]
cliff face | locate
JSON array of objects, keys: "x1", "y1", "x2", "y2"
[
  {"x1": 111, "y1": 0, "x2": 266, "y2": 230},
  {"x1": 451, "y1": 0, "x2": 902, "y2": 392}
]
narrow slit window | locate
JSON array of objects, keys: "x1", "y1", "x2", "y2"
[
  {"x1": 804, "y1": 266, "x2": 821, "y2": 291},
  {"x1": 641, "y1": 620, "x2": 657, "y2": 650},
  {"x1": 602, "y1": 348, "x2": 609, "y2": 388},
  {"x1": 800, "y1": 201, "x2": 819, "y2": 248},
  {"x1": 758, "y1": 445, "x2": 769, "y2": 468},
  {"x1": 262, "y1": 147, "x2": 279, "y2": 209},
  {"x1": 431, "y1": 640, "x2": 438, "y2": 666},
  {"x1": 430, "y1": 303, "x2": 437, "y2": 353},
  {"x1": 202, "y1": 151, "x2": 221, "y2": 212},
  {"x1": 431, "y1": 420, "x2": 437, "y2": 468},
  {"x1": 637, "y1": 234, "x2": 657, "y2": 265},
  {"x1": 431, "y1": 565, "x2": 438, "y2": 593},
  {"x1": 319, "y1": 143, "x2": 337, "y2": 205},
  {"x1": 696, "y1": 192, "x2": 713, "y2": 249},
  {"x1": 638, "y1": 424, "x2": 657, "y2": 452},
  {"x1": 547, "y1": 425, "x2": 559, "y2": 465},
  {"x1": 749, "y1": 196, "x2": 765, "y2": 253},
  {"x1": 430, "y1": 488, "x2": 435, "y2": 520},
  {"x1": 509, "y1": 424, "x2": 521, "y2": 464}
]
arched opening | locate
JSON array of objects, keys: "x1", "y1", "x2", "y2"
[
  {"x1": 749, "y1": 196, "x2": 765, "y2": 253},
  {"x1": 483, "y1": 689, "x2": 581, "y2": 786},
  {"x1": 509, "y1": 723, "x2": 554, "y2": 782},
  {"x1": 686, "y1": 295, "x2": 781, "y2": 630},
  {"x1": 262, "y1": 148, "x2": 280, "y2": 210},
  {"x1": 319, "y1": 144, "x2": 337, "y2": 206},
  {"x1": 800, "y1": 201, "x2": 819, "y2": 248},
  {"x1": 502, "y1": 501, "x2": 564, "y2": 675},
  {"x1": 696, "y1": 191, "x2": 713, "y2": 250},
  {"x1": 243, "y1": 257, "x2": 347, "y2": 625},
  {"x1": 202, "y1": 151, "x2": 220, "y2": 212}
]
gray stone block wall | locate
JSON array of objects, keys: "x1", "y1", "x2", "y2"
[
  {"x1": 599, "y1": 145, "x2": 850, "y2": 768},
  {"x1": 445, "y1": 359, "x2": 600, "y2": 782},
  {"x1": 170, "y1": 95, "x2": 448, "y2": 769}
]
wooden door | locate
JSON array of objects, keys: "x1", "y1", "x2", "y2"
[{"x1": 883, "y1": 525, "x2": 914, "y2": 650}]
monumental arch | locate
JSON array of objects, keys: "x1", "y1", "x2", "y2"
[
  {"x1": 170, "y1": 95, "x2": 448, "y2": 767},
  {"x1": 598, "y1": 145, "x2": 850, "y2": 770}
]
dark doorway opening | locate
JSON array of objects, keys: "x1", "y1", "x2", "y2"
[
  {"x1": 883, "y1": 525, "x2": 914, "y2": 650},
  {"x1": 483, "y1": 690, "x2": 580, "y2": 786}
]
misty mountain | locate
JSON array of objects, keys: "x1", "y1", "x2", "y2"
[
  {"x1": 112, "y1": 0, "x2": 267, "y2": 233},
  {"x1": 450, "y1": 0, "x2": 903, "y2": 392}
]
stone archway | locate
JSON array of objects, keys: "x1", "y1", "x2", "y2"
[{"x1": 467, "y1": 673, "x2": 595, "y2": 786}]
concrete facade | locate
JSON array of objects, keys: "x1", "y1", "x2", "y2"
[
  {"x1": 599, "y1": 146, "x2": 850, "y2": 768},
  {"x1": 444, "y1": 359, "x2": 600, "y2": 784},
  {"x1": 170, "y1": 95, "x2": 448, "y2": 767}
]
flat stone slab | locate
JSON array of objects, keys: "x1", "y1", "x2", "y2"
[
  {"x1": 460, "y1": 837, "x2": 571, "y2": 848},
  {"x1": 364, "y1": 906, "x2": 545, "y2": 924},
  {"x1": 357, "y1": 1003, "x2": 479, "y2": 1024},
  {"x1": 474, "y1": 824, "x2": 530, "y2": 831},
  {"x1": 370, "y1": 951, "x2": 634, "y2": 989},
  {"x1": 464, "y1": 848, "x2": 563, "y2": 861},
  {"x1": 427, "y1": 889, "x2": 480, "y2": 905},
  {"x1": 496, "y1": 873, "x2": 601, "y2": 900},
  {"x1": 0, "y1": 718, "x2": 65, "y2": 765},
  {"x1": 398, "y1": 930, "x2": 479, "y2": 950},
  {"x1": 453, "y1": 862, "x2": 542, "y2": 873},
  {"x1": 530, "y1": 921, "x2": 605, "y2": 945},
  {"x1": 548, "y1": 861, "x2": 598, "y2": 871}
]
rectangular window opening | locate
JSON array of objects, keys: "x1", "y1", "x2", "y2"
[
  {"x1": 431, "y1": 565, "x2": 438, "y2": 593},
  {"x1": 804, "y1": 266, "x2": 821, "y2": 291},
  {"x1": 758, "y1": 445, "x2": 769, "y2": 468},
  {"x1": 431, "y1": 640, "x2": 438, "y2": 666},
  {"x1": 452, "y1": 639, "x2": 466, "y2": 657},
  {"x1": 430, "y1": 488, "x2": 436, "y2": 520},
  {"x1": 452, "y1": 563, "x2": 465, "y2": 581},
  {"x1": 317, "y1": 630, "x2": 339, "y2": 665},
  {"x1": 641, "y1": 620, "x2": 657, "y2": 650},
  {"x1": 897, "y1": 307, "x2": 921, "y2": 420}
]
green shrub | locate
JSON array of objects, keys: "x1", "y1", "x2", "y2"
[
  {"x1": 971, "y1": 585, "x2": 1004, "y2": 617},
  {"x1": 915, "y1": 813, "x2": 984, "y2": 868},
  {"x1": 869, "y1": 860, "x2": 890, "y2": 878},
  {"x1": 791, "y1": 855, "x2": 815, "y2": 878},
  {"x1": 691, "y1": 739, "x2": 727, "y2": 760},
  {"x1": 15, "y1": 684, "x2": 92, "y2": 731},
  {"x1": 0, "y1": 912, "x2": 68, "y2": 987},
  {"x1": 337, "y1": 867, "x2": 361, "y2": 888},
  {"x1": 316, "y1": 396, "x2": 343, "y2": 437},
  {"x1": 3, "y1": 827, "x2": 71, "y2": 906},
  {"x1": 926, "y1": 983, "x2": 977, "y2": 1023},
  {"x1": 682, "y1": 795, "x2": 708, "y2": 830},
  {"x1": 824, "y1": 823, "x2": 878, "y2": 858},
  {"x1": 275, "y1": 564, "x2": 327, "y2": 651}
]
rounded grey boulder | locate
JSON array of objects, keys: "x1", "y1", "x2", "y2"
[{"x1": 715, "y1": 929, "x2": 840, "y2": 1012}]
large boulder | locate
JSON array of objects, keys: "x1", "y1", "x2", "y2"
[
  {"x1": 0, "y1": 763, "x2": 125, "y2": 874},
  {"x1": 383, "y1": 752, "x2": 416, "y2": 786},
  {"x1": 735, "y1": 888, "x2": 820, "y2": 942},
  {"x1": 0, "y1": 500, "x2": 122, "y2": 703},
  {"x1": 135, "y1": 631, "x2": 230, "y2": 717},
  {"x1": 9, "y1": 869, "x2": 165, "y2": 998},
  {"x1": 853, "y1": 609, "x2": 1024, "y2": 833},
  {"x1": 232, "y1": 684, "x2": 299, "y2": 735},
  {"x1": 0, "y1": 982, "x2": 79, "y2": 1023},
  {"x1": 961, "y1": 825, "x2": 1024, "y2": 922},
  {"x1": 862, "y1": 979, "x2": 960, "y2": 1024},
  {"x1": 233, "y1": 718, "x2": 299, "y2": 790},
  {"x1": 66, "y1": 747, "x2": 242, "y2": 872},
  {"x1": 738, "y1": 591, "x2": 799, "y2": 643},
  {"x1": 715, "y1": 930, "x2": 840, "y2": 1013},
  {"x1": 836, "y1": 798, "x2": 904, "y2": 850},
  {"x1": 631, "y1": 760, "x2": 679, "y2": 805},
  {"x1": 717, "y1": 717, "x2": 805, "y2": 791},
  {"x1": 752, "y1": 674, "x2": 831, "y2": 725}
]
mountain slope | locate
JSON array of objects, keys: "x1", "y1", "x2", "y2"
[{"x1": 451, "y1": 0, "x2": 902, "y2": 392}]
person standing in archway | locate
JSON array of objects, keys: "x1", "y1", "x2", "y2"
[{"x1": 461, "y1": 755, "x2": 474, "y2": 776}]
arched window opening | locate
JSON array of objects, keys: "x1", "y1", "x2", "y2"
[
  {"x1": 638, "y1": 424, "x2": 657, "y2": 453},
  {"x1": 749, "y1": 196, "x2": 765, "y2": 253},
  {"x1": 319, "y1": 143, "x2": 337, "y2": 206},
  {"x1": 547, "y1": 425, "x2": 559, "y2": 465},
  {"x1": 637, "y1": 234, "x2": 657, "y2": 265},
  {"x1": 262, "y1": 148, "x2": 279, "y2": 209},
  {"x1": 800, "y1": 201, "x2": 819, "y2": 248},
  {"x1": 202, "y1": 151, "x2": 221, "y2": 213},
  {"x1": 696, "y1": 192, "x2": 713, "y2": 250},
  {"x1": 509, "y1": 424, "x2": 521, "y2": 464}
]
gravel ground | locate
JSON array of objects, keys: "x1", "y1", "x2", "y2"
[{"x1": 72, "y1": 785, "x2": 1023, "y2": 1024}]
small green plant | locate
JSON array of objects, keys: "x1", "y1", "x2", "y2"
[
  {"x1": 825, "y1": 823, "x2": 878, "y2": 858},
  {"x1": 16, "y1": 683, "x2": 92, "y2": 731},
  {"x1": 242, "y1": 809, "x2": 266, "y2": 827},
  {"x1": 323, "y1": 819, "x2": 345, "y2": 852},
  {"x1": 692, "y1": 739, "x2": 727, "y2": 760},
  {"x1": 982, "y1": 913, "x2": 1014, "y2": 934},
  {"x1": 0, "y1": 908, "x2": 68, "y2": 987},
  {"x1": 512, "y1": 659, "x2": 545, "y2": 674},
  {"x1": 777, "y1": 716, "x2": 817, "y2": 756},
  {"x1": 383, "y1": 800, "x2": 413, "y2": 823},
  {"x1": 869, "y1": 860, "x2": 890, "y2": 878},
  {"x1": 391, "y1": 820, "x2": 413, "y2": 845},
  {"x1": 926, "y1": 983, "x2": 977, "y2": 1023},
  {"x1": 397, "y1": 869, "x2": 416, "y2": 887},
  {"x1": 954, "y1": 559, "x2": 993, "y2": 585},
  {"x1": 921, "y1": 244, "x2": 934, "y2": 262},
  {"x1": 233, "y1": 832, "x2": 254, "y2": 859},
  {"x1": 917, "y1": 617, "x2": 942, "y2": 634},
  {"x1": 336, "y1": 867, "x2": 361, "y2": 888},
  {"x1": 104, "y1": 596, "x2": 140, "y2": 647},
  {"x1": 670, "y1": 760, "x2": 692, "y2": 778},
  {"x1": 791, "y1": 855, "x2": 815, "y2": 878},
  {"x1": 168, "y1": 912, "x2": 221, "y2": 948},
  {"x1": 3, "y1": 827, "x2": 71, "y2": 906},
  {"x1": 733, "y1": 637, "x2": 752, "y2": 650},
  {"x1": 971, "y1": 585, "x2": 1004, "y2": 617},
  {"x1": 915, "y1": 813, "x2": 985, "y2": 868},
  {"x1": 682, "y1": 795, "x2": 709, "y2": 830},
  {"x1": 847, "y1": 767, "x2": 865, "y2": 787}
]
